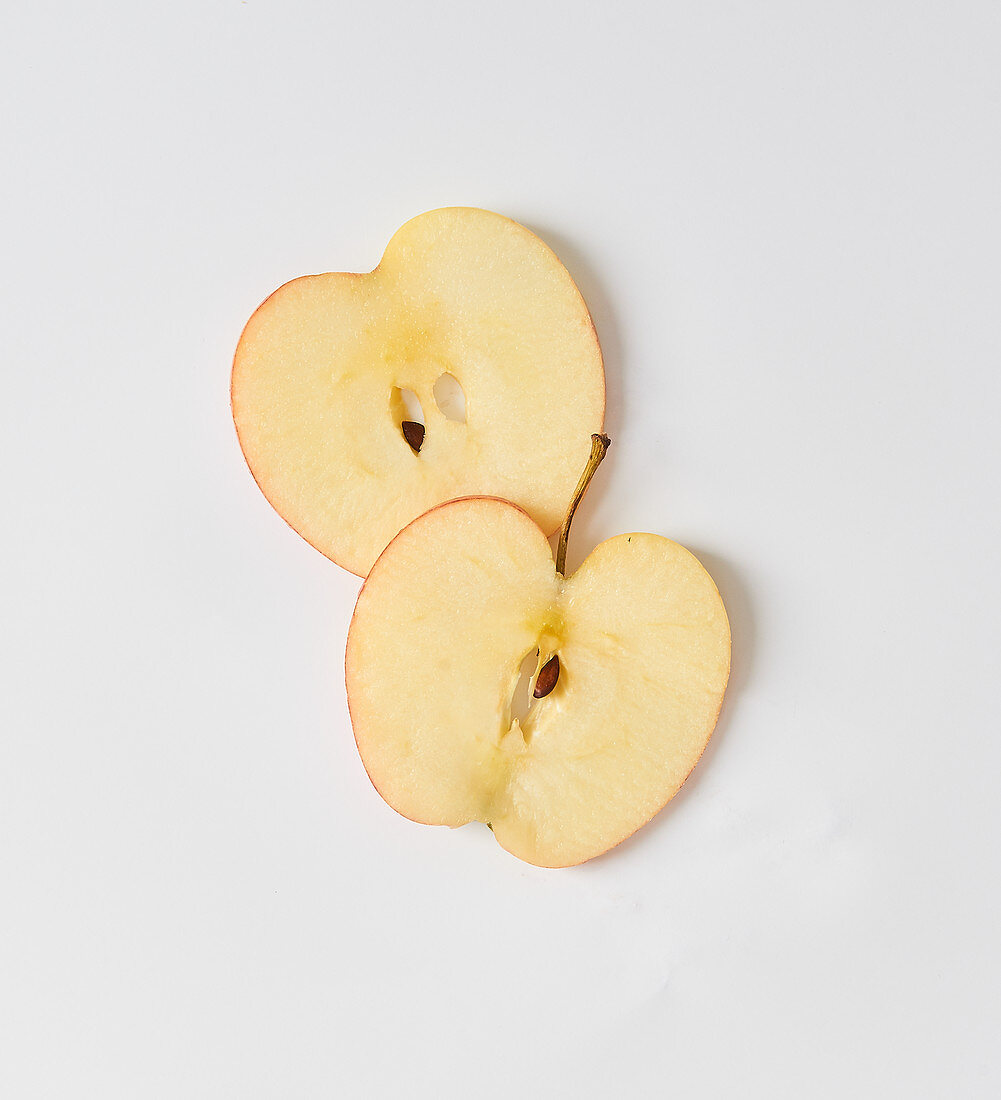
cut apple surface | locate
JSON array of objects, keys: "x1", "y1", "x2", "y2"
[
  {"x1": 345, "y1": 440, "x2": 730, "y2": 867},
  {"x1": 232, "y1": 207, "x2": 605, "y2": 576}
]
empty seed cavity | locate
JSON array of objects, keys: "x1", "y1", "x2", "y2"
[{"x1": 432, "y1": 372, "x2": 466, "y2": 423}]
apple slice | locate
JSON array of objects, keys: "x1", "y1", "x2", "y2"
[
  {"x1": 345, "y1": 436, "x2": 730, "y2": 867},
  {"x1": 232, "y1": 207, "x2": 605, "y2": 577}
]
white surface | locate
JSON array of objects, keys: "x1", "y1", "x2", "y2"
[{"x1": 2, "y1": 2, "x2": 999, "y2": 1096}]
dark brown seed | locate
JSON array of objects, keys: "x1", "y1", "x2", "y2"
[
  {"x1": 533, "y1": 654, "x2": 560, "y2": 698},
  {"x1": 401, "y1": 420, "x2": 425, "y2": 452}
]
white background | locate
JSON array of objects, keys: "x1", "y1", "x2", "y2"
[{"x1": 2, "y1": 2, "x2": 999, "y2": 1096}]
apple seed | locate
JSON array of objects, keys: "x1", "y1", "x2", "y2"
[
  {"x1": 533, "y1": 654, "x2": 560, "y2": 698},
  {"x1": 401, "y1": 420, "x2": 425, "y2": 452}
]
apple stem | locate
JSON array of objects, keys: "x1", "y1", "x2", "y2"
[{"x1": 555, "y1": 433, "x2": 611, "y2": 576}]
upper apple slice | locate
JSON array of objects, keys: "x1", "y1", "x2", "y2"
[
  {"x1": 345, "y1": 495, "x2": 730, "y2": 867},
  {"x1": 232, "y1": 207, "x2": 605, "y2": 576}
]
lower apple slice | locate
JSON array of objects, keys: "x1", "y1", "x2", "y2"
[{"x1": 345, "y1": 494, "x2": 730, "y2": 867}]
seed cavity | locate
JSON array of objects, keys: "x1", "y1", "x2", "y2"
[
  {"x1": 533, "y1": 654, "x2": 560, "y2": 698},
  {"x1": 510, "y1": 650, "x2": 539, "y2": 726},
  {"x1": 433, "y1": 372, "x2": 466, "y2": 423}
]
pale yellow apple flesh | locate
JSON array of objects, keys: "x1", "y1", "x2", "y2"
[
  {"x1": 345, "y1": 497, "x2": 731, "y2": 867},
  {"x1": 232, "y1": 207, "x2": 605, "y2": 577}
]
